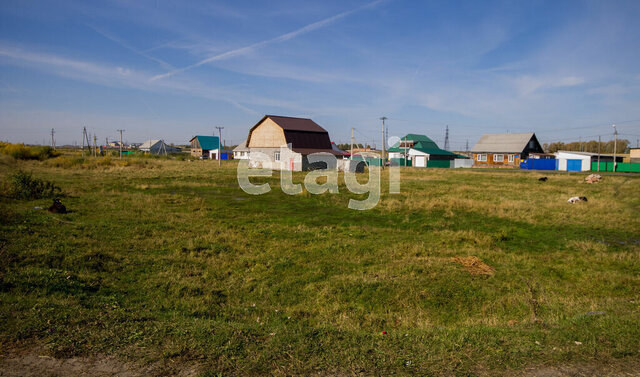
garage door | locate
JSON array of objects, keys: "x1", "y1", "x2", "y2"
[
  {"x1": 567, "y1": 159, "x2": 582, "y2": 171},
  {"x1": 415, "y1": 156, "x2": 426, "y2": 167}
]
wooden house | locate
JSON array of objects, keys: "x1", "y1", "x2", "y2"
[
  {"x1": 190, "y1": 135, "x2": 223, "y2": 159},
  {"x1": 471, "y1": 133, "x2": 543, "y2": 167},
  {"x1": 246, "y1": 115, "x2": 343, "y2": 171}
]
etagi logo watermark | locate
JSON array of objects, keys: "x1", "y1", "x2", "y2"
[{"x1": 237, "y1": 148, "x2": 401, "y2": 210}]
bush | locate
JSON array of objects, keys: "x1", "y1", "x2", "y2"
[
  {"x1": 0, "y1": 142, "x2": 59, "y2": 160},
  {"x1": 1, "y1": 170, "x2": 61, "y2": 200}
]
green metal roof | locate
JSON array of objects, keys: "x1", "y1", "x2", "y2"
[
  {"x1": 388, "y1": 134, "x2": 453, "y2": 155},
  {"x1": 412, "y1": 147, "x2": 458, "y2": 156},
  {"x1": 194, "y1": 135, "x2": 220, "y2": 150}
]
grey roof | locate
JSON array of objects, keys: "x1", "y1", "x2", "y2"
[
  {"x1": 471, "y1": 133, "x2": 535, "y2": 153},
  {"x1": 140, "y1": 139, "x2": 161, "y2": 149},
  {"x1": 233, "y1": 139, "x2": 248, "y2": 152}
]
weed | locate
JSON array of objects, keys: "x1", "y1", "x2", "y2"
[{"x1": 1, "y1": 170, "x2": 61, "y2": 199}]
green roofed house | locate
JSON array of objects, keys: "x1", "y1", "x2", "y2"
[
  {"x1": 388, "y1": 134, "x2": 458, "y2": 167},
  {"x1": 190, "y1": 135, "x2": 224, "y2": 159}
]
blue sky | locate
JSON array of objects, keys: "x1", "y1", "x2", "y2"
[{"x1": 1, "y1": 0, "x2": 639, "y2": 149}]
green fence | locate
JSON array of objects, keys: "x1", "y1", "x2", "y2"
[
  {"x1": 426, "y1": 160, "x2": 450, "y2": 168},
  {"x1": 390, "y1": 158, "x2": 411, "y2": 167},
  {"x1": 591, "y1": 162, "x2": 640, "y2": 173},
  {"x1": 365, "y1": 157, "x2": 382, "y2": 166}
]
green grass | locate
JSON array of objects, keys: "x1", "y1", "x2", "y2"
[{"x1": 1, "y1": 157, "x2": 639, "y2": 375}]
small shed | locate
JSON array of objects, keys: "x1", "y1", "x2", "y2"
[{"x1": 555, "y1": 151, "x2": 621, "y2": 171}]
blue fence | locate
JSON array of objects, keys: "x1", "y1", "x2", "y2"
[{"x1": 520, "y1": 159, "x2": 557, "y2": 170}]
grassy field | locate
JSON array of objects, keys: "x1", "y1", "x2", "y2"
[{"x1": 1, "y1": 156, "x2": 639, "y2": 376}]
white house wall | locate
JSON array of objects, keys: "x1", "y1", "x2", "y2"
[
  {"x1": 248, "y1": 146, "x2": 303, "y2": 171},
  {"x1": 234, "y1": 151, "x2": 249, "y2": 159}
]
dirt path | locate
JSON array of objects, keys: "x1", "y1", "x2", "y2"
[
  {"x1": 1, "y1": 347, "x2": 639, "y2": 376},
  {"x1": 520, "y1": 360, "x2": 640, "y2": 377},
  {"x1": 0, "y1": 347, "x2": 200, "y2": 377}
]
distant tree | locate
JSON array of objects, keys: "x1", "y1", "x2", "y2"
[
  {"x1": 544, "y1": 139, "x2": 629, "y2": 153},
  {"x1": 336, "y1": 143, "x2": 369, "y2": 151}
]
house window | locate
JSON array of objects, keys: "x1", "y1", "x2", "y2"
[
  {"x1": 508, "y1": 154, "x2": 515, "y2": 163},
  {"x1": 274, "y1": 152, "x2": 280, "y2": 161},
  {"x1": 494, "y1": 154, "x2": 504, "y2": 162},
  {"x1": 477, "y1": 154, "x2": 487, "y2": 162}
]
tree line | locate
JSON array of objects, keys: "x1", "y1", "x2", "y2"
[
  {"x1": 543, "y1": 139, "x2": 631, "y2": 154},
  {"x1": 335, "y1": 143, "x2": 372, "y2": 151}
]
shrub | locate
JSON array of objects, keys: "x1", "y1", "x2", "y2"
[
  {"x1": 0, "y1": 142, "x2": 59, "y2": 160},
  {"x1": 1, "y1": 170, "x2": 61, "y2": 200},
  {"x1": 0, "y1": 154, "x2": 16, "y2": 165}
]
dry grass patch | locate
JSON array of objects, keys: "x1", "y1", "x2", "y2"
[{"x1": 451, "y1": 256, "x2": 495, "y2": 276}]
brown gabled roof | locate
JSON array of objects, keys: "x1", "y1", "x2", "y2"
[
  {"x1": 283, "y1": 130, "x2": 331, "y2": 149},
  {"x1": 247, "y1": 115, "x2": 334, "y2": 152},
  {"x1": 264, "y1": 115, "x2": 327, "y2": 132}
]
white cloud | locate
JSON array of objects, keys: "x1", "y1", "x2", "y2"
[
  {"x1": 0, "y1": 42, "x2": 306, "y2": 115},
  {"x1": 150, "y1": 0, "x2": 387, "y2": 81},
  {"x1": 513, "y1": 75, "x2": 585, "y2": 95}
]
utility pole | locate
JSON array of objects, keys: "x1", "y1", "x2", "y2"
[
  {"x1": 93, "y1": 134, "x2": 97, "y2": 157},
  {"x1": 350, "y1": 127, "x2": 354, "y2": 160},
  {"x1": 444, "y1": 125, "x2": 450, "y2": 150},
  {"x1": 380, "y1": 117, "x2": 387, "y2": 169},
  {"x1": 385, "y1": 125, "x2": 389, "y2": 152},
  {"x1": 50, "y1": 128, "x2": 56, "y2": 150},
  {"x1": 215, "y1": 126, "x2": 224, "y2": 166},
  {"x1": 465, "y1": 139, "x2": 469, "y2": 152},
  {"x1": 597, "y1": 135, "x2": 601, "y2": 172},
  {"x1": 404, "y1": 135, "x2": 408, "y2": 167},
  {"x1": 117, "y1": 129, "x2": 125, "y2": 159},
  {"x1": 612, "y1": 124, "x2": 618, "y2": 172},
  {"x1": 82, "y1": 127, "x2": 86, "y2": 157}
]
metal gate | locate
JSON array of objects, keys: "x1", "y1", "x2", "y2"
[{"x1": 567, "y1": 159, "x2": 582, "y2": 171}]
